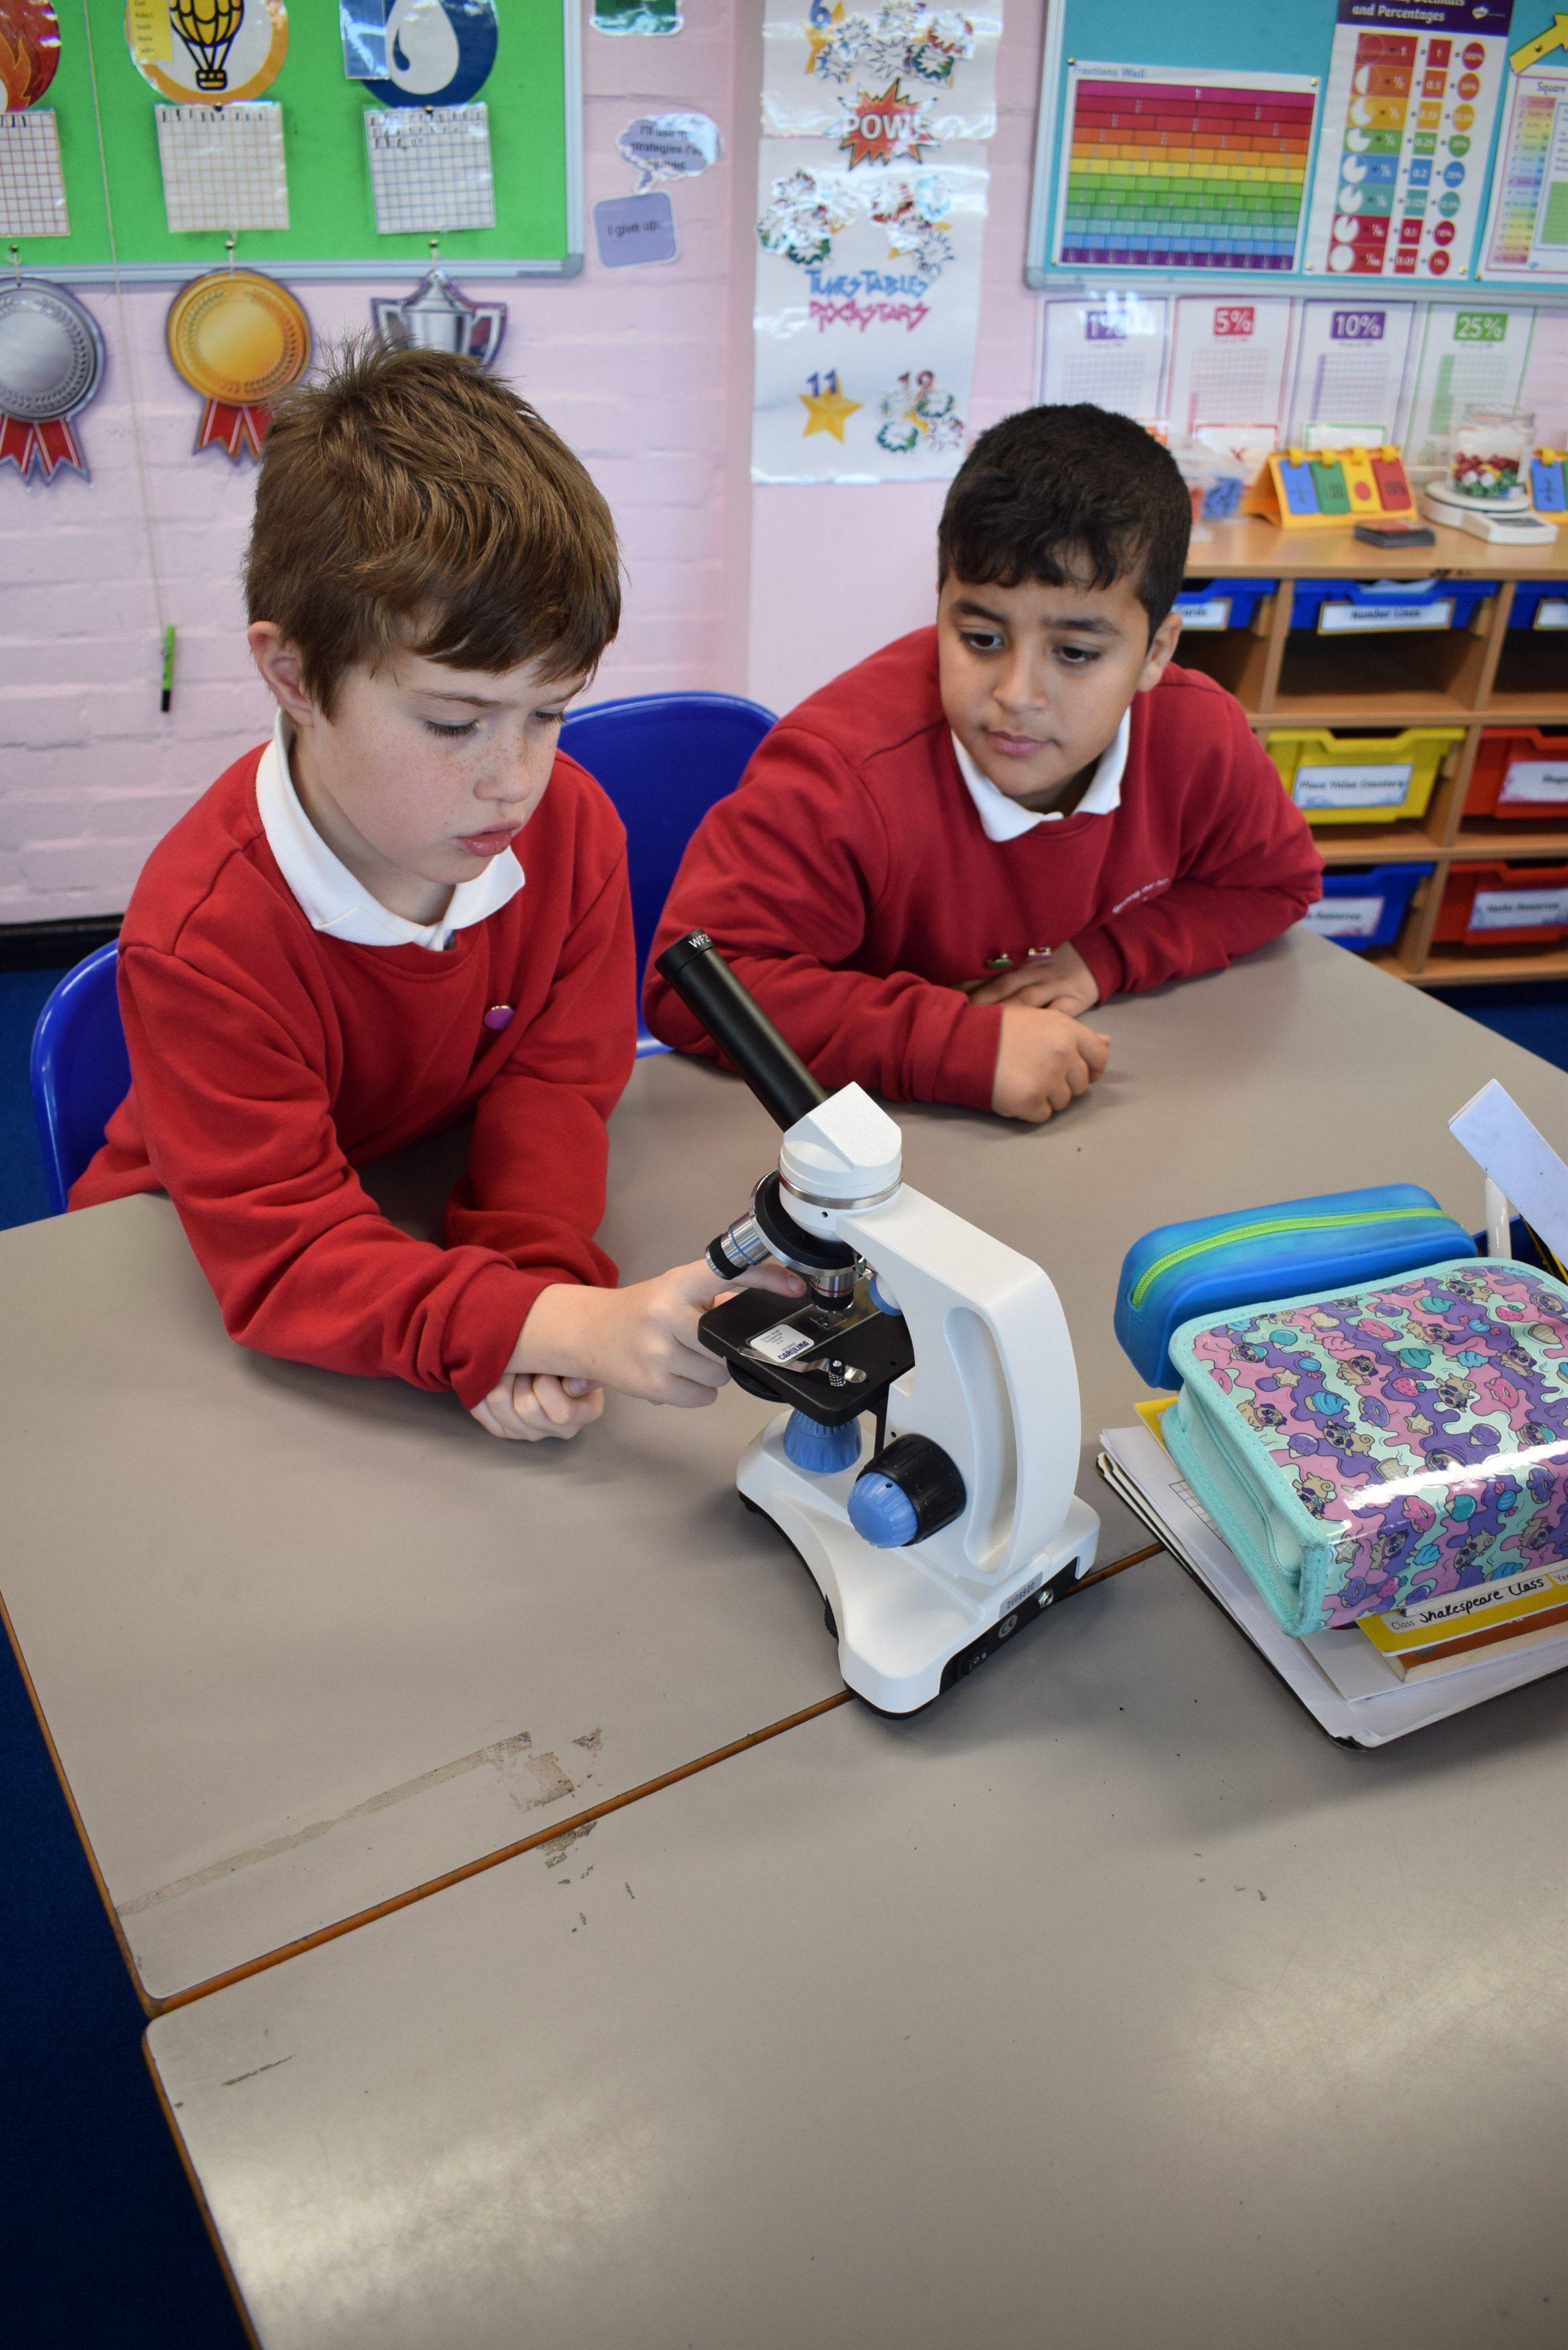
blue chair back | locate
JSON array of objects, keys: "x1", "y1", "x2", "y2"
[
  {"x1": 29, "y1": 941, "x2": 129, "y2": 1214},
  {"x1": 559, "y1": 691, "x2": 775, "y2": 1034}
]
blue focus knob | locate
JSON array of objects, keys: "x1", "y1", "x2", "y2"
[
  {"x1": 847, "y1": 1470, "x2": 920, "y2": 1548},
  {"x1": 848, "y1": 1434, "x2": 966, "y2": 1550},
  {"x1": 784, "y1": 1410, "x2": 862, "y2": 1477}
]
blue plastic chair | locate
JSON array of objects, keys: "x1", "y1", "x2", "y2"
[
  {"x1": 29, "y1": 940, "x2": 130, "y2": 1215},
  {"x1": 559, "y1": 690, "x2": 776, "y2": 1055}
]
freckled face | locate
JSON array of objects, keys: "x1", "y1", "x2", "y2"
[
  {"x1": 285, "y1": 649, "x2": 588, "y2": 921},
  {"x1": 937, "y1": 569, "x2": 1181, "y2": 808}
]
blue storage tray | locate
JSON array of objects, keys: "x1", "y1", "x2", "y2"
[
  {"x1": 1174, "y1": 578, "x2": 1277, "y2": 632},
  {"x1": 1301, "y1": 862, "x2": 1433, "y2": 952},
  {"x1": 1509, "y1": 581, "x2": 1568, "y2": 631},
  {"x1": 1290, "y1": 578, "x2": 1496, "y2": 632},
  {"x1": 1115, "y1": 1184, "x2": 1477, "y2": 1392}
]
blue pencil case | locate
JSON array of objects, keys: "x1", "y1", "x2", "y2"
[{"x1": 1115, "y1": 1185, "x2": 1477, "y2": 1391}]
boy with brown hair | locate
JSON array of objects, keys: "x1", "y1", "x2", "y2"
[
  {"x1": 644, "y1": 404, "x2": 1321, "y2": 1121},
  {"x1": 74, "y1": 343, "x2": 796, "y2": 1438}
]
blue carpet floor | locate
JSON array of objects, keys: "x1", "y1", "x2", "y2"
[{"x1": 0, "y1": 958, "x2": 1566, "y2": 2344}]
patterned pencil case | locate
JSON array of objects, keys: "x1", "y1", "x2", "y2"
[{"x1": 1164, "y1": 1258, "x2": 1568, "y2": 1637}]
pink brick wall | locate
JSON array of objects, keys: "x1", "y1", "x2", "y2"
[{"x1": 0, "y1": 2, "x2": 1045, "y2": 924}]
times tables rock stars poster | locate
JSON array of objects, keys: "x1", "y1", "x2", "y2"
[
  {"x1": 1304, "y1": 0, "x2": 1515, "y2": 284},
  {"x1": 752, "y1": 2, "x2": 1001, "y2": 484}
]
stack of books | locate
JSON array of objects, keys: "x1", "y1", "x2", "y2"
[
  {"x1": 1356, "y1": 1565, "x2": 1568, "y2": 1684},
  {"x1": 1097, "y1": 1414, "x2": 1568, "y2": 1747}
]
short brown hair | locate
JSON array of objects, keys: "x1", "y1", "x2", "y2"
[{"x1": 245, "y1": 339, "x2": 621, "y2": 713}]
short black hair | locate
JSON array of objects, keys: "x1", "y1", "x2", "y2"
[{"x1": 937, "y1": 404, "x2": 1191, "y2": 637}]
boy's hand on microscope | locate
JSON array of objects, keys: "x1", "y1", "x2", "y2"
[
  {"x1": 991, "y1": 1004, "x2": 1111, "y2": 1125},
  {"x1": 503, "y1": 1259, "x2": 806, "y2": 1417},
  {"x1": 470, "y1": 1373, "x2": 605, "y2": 1444},
  {"x1": 966, "y1": 941, "x2": 1100, "y2": 1016}
]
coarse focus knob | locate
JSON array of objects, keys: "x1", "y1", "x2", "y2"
[{"x1": 846, "y1": 1433, "x2": 966, "y2": 1550}]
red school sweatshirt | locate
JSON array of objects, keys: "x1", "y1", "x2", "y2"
[
  {"x1": 643, "y1": 628, "x2": 1323, "y2": 1109},
  {"x1": 71, "y1": 745, "x2": 636, "y2": 1409}
]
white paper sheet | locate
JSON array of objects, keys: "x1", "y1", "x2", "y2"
[
  {"x1": 0, "y1": 110, "x2": 69, "y2": 240},
  {"x1": 1041, "y1": 295, "x2": 1167, "y2": 421},
  {"x1": 1403, "y1": 300, "x2": 1535, "y2": 471},
  {"x1": 155, "y1": 103, "x2": 289, "y2": 236},
  {"x1": 1285, "y1": 297, "x2": 1416, "y2": 446},
  {"x1": 752, "y1": 136, "x2": 987, "y2": 483},
  {"x1": 364, "y1": 103, "x2": 495, "y2": 235},
  {"x1": 1166, "y1": 295, "x2": 1294, "y2": 442}
]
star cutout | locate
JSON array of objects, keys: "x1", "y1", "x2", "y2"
[
  {"x1": 799, "y1": 383, "x2": 863, "y2": 442},
  {"x1": 806, "y1": 2, "x2": 843, "y2": 71}
]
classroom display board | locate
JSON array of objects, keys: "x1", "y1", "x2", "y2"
[
  {"x1": 0, "y1": 0, "x2": 582, "y2": 279},
  {"x1": 1029, "y1": 0, "x2": 1568, "y2": 297},
  {"x1": 1040, "y1": 289, "x2": 1568, "y2": 473}
]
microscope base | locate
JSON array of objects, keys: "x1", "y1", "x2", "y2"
[{"x1": 738, "y1": 1415, "x2": 1100, "y2": 1713}]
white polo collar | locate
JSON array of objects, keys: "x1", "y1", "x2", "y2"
[
  {"x1": 254, "y1": 713, "x2": 526, "y2": 952},
  {"x1": 950, "y1": 707, "x2": 1129, "y2": 842}
]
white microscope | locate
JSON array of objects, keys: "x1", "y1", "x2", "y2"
[{"x1": 656, "y1": 932, "x2": 1100, "y2": 1714}]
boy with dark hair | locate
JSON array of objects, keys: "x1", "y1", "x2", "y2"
[
  {"x1": 75, "y1": 343, "x2": 796, "y2": 1439},
  {"x1": 644, "y1": 403, "x2": 1321, "y2": 1122}
]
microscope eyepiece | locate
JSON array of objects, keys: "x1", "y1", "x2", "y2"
[{"x1": 655, "y1": 932, "x2": 827, "y2": 1133}]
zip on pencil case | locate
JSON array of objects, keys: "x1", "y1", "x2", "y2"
[
  {"x1": 1115, "y1": 1184, "x2": 1476, "y2": 1394},
  {"x1": 1163, "y1": 1258, "x2": 1568, "y2": 1638}
]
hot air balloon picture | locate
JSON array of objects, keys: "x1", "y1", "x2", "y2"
[{"x1": 126, "y1": 0, "x2": 289, "y2": 106}]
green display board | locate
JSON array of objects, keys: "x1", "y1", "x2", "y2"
[{"x1": 21, "y1": 0, "x2": 581, "y2": 280}]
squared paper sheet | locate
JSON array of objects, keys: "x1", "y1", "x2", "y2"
[
  {"x1": 364, "y1": 105, "x2": 495, "y2": 235},
  {"x1": 1285, "y1": 299, "x2": 1415, "y2": 446},
  {"x1": 0, "y1": 110, "x2": 69, "y2": 240},
  {"x1": 1041, "y1": 295, "x2": 1168, "y2": 420},
  {"x1": 155, "y1": 104, "x2": 289, "y2": 235}
]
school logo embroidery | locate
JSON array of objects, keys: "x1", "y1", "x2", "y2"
[{"x1": 838, "y1": 81, "x2": 932, "y2": 169}]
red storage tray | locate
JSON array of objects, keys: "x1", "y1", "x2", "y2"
[
  {"x1": 1434, "y1": 861, "x2": 1568, "y2": 946},
  {"x1": 1465, "y1": 727, "x2": 1568, "y2": 819}
]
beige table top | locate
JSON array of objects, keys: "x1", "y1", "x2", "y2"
[
  {"x1": 147, "y1": 1532, "x2": 1568, "y2": 2350},
  {"x1": 7, "y1": 928, "x2": 1567, "y2": 2005},
  {"x1": 1188, "y1": 513, "x2": 1566, "y2": 577}
]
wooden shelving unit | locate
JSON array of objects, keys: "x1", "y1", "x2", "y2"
[{"x1": 1182, "y1": 519, "x2": 1568, "y2": 987}]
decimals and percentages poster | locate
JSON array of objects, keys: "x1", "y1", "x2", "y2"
[
  {"x1": 1304, "y1": 0, "x2": 1514, "y2": 283},
  {"x1": 752, "y1": 2, "x2": 1001, "y2": 484}
]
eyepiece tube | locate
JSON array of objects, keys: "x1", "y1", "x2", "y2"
[{"x1": 655, "y1": 931, "x2": 827, "y2": 1133}]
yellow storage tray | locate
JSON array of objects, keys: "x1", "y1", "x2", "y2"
[{"x1": 1264, "y1": 725, "x2": 1465, "y2": 826}]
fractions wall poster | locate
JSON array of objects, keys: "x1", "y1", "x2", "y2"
[
  {"x1": 1304, "y1": 1, "x2": 1513, "y2": 284},
  {"x1": 1285, "y1": 296, "x2": 1417, "y2": 442},
  {"x1": 1483, "y1": 60, "x2": 1568, "y2": 282},
  {"x1": 1053, "y1": 65, "x2": 1316, "y2": 274},
  {"x1": 1041, "y1": 293, "x2": 1168, "y2": 418},
  {"x1": 752, "y1": 1, "x2": 1002, "y2": 483}
]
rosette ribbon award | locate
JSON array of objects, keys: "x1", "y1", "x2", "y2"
[
  {"x1": 166, "y1": 268, "x2": 310, "y2": 460},
  {"x1": 0, "y1": 277, "x2": 104, "y2": 483}
]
